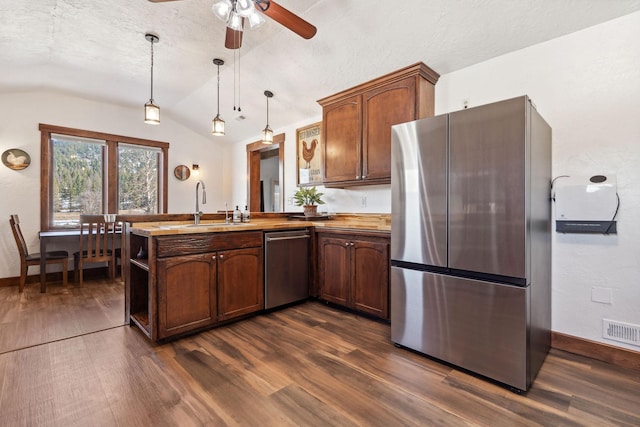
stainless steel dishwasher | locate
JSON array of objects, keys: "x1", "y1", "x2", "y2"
[{"x1": 264, "y1": 229, "x2": 310, "y2": 309}]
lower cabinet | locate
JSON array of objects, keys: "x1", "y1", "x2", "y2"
[
  {"x1": 317, "y1": 231, "x2": 390, "y2": 320},
  {"x1": 157, "y1": 253, "x2": 217, "y2": 339},
  {"x1": 157, "y1": 247, "x2": 263, "y2": 339},
  {"x1": 217, "y1": 247, "x2": 264, "y2": 321}
]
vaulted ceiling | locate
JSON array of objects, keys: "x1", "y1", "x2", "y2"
[{"x1": 1, "y1": 0, "x2": 639, "y2": 143}]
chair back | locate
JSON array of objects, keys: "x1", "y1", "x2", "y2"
[
  {"x1": 79, "y1": 214, "x2": 116, "y2": 264},
  {"x1": 9, "y1": 214, "x2": 29, "y2": 260}
]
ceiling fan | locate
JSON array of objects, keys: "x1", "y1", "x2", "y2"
[{"x1": 148, "y1": 0, "x2": 317, "y2": 49}]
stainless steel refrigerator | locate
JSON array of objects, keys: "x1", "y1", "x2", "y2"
[{"x1": 390, "y1": 95, "x2": 551, "y2": 392}]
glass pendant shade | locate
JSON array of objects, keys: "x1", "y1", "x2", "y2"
[
  {"x1": 212, "y1": 114, "x2": 225, "y2": 136},
  {"x1": 261, "y1": 90, "x2": 274, "y2": 144},
  {"x1": 236, "y1": 0, "x2": 254, "y2": 17},
  {"x1": 144, "y1": 33, "x2": 160, "y2": 125},
  {"x1": 212, "y1": 0, "x2": 232, "y2": 22},
  {"x1": 144, "y1": 101, "x2": 160, "y2": 125},
  {"x1": 212, "y1": 58, "x2": 225, "y2": 136},
  {"x1": 262, "y1": 125, "x2": 273, "y2": 144},
  {"x1": 228, "y1": 11, "x2": 243, "y2": 31},
  {"x1": 247, "y1": 10, "x2": 265, "y2": 28}
]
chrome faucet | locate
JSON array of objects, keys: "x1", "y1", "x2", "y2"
[
  {"x1": 224, "y1": 202, "x2": 230, "y2": 224},
  {"x1": 194, "y1": 180, "x2": 207, "y2": 224}
]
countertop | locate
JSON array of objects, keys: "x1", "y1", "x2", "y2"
[{"x1": 128, "y1": 214, "x2": 391, "y2": 236}]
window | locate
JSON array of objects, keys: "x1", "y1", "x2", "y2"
[{"x1": 40, "y1": 124, "x2": 169, "y2": 230}]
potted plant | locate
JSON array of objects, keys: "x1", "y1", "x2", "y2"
[{"x1": 293, "y1": 186, "x2": 325, "y2": 217}]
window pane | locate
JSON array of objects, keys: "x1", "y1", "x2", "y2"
[
  {"x1": 118, "y1": 145, "x2": 159, "y2": 214},
  {"x1": 52, "y1": 135, "x2": 104, "y2": 227}
]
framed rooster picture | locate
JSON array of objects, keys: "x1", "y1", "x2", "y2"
[{"x1": 296, "y1": 122, "x2": 322, "y2": 186}]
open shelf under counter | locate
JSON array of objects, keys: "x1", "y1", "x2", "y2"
[{"x1": 130, "y1": 312, "x2": 151, "y2": 338}]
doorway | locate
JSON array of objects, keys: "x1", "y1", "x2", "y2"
[{"x1": 247, "y1": 133, "x2": 284, "y2": 212}]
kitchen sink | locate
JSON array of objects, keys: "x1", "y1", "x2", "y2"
[{"x1": 156, "y1": 223, "x2": 255, "y2": 230}]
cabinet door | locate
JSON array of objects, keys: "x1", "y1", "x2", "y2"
[
  {"x1": 157, "y1": 253, "x2": 217, "y2": 339},
  {"x1": 318, "y1": 235, "x2": 351, "y2": 306},
  {"x1": 217, "y1": 247, "x2": 264, "y2": 321},
  {"x1": 352, "y1": 238, "x2": 390, "y2": 319},
  {"x1": 362, "y1": 76, "x2": 417, "y2": 181},
  {"x1": 323, "y1": 95, "x2": 362, "y2": 183}
]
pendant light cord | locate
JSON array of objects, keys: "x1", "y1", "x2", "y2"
[
  {"x1": 216, "y1": 62, "x2": 220, "y2": 114},
  {"x1": 150, "y1": 38, "x2": 155, "y2": 102}
]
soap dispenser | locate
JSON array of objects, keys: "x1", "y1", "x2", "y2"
[
  {"x1": 243, "y1": 205, "x2": 250, "y2": 222},
  {"x1": 233, "y1": 205, "x2": 242, "y2": 223}
]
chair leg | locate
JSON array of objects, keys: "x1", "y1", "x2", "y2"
[
  {"x1": 74, "y1": 253, "x2": 79, "y2": 284},
  {"x1": 19, "y1": 263, "x2": 27, "y2": 293},
  {"x1": 62, "y1": 258, "x2": 68, "y2": 286}
]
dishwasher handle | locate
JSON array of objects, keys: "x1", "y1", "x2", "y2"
[{"x1": 265, "y1": 234, "x2": 310, "y2": 242}]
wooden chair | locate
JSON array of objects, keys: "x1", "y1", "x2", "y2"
[
  {"x1": 73, "y1": 214, "x2": 117, "y2": 286},
  {"x1": 9, "y1": 214, "x2": 69, "y2": 292}
]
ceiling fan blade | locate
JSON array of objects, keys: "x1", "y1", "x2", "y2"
[
  {"x1": 259, "y1": 1, "x2": 317, "y2": 40},
  {"x1": 225, "y1": 26, "x2": 244, "y2": 50}
]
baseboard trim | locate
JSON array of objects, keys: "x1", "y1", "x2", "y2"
[
  {"x1": 0, "y1": 267, "x2": 111, "y2": 288},
  {"x1": 552, "y1": 331, "x2": 640, "y2": 373}
]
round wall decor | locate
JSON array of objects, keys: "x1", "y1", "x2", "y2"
[
  {"x1": 174, "y1": 165, "x2": 191, "y2": 181},
  {"x1": 2, "y1": 149, "x2": 31, "y2": 170}
]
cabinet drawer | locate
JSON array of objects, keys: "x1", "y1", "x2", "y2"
[{"x1": 155, "y1": 231, "x2": 263, "y2": 258}]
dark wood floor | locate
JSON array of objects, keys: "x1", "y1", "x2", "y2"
[{"x1": 1, "y1": 285, "x2": 639, "y2": 426}]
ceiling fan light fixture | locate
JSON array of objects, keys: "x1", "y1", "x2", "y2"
[
  {"x1": 236, "y1": 0, "x2": 254, "y2": 17},
  {"x1": 262, "y1": 90, "x2": 274, "y2": 144},
  {"x1": 247, "y1": 10, "x2": 265, "y2": 29},
  {"x1": 212, "y1": 0, "x2": 232, "y2": 22},
  {"x1": 228, "y1": 11, "x2": 244, "y2": 31}
]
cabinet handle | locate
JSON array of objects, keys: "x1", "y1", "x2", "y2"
[
  {"x1": 356, "y1": 175, "x2": 360, "y2": 179},
  {"x1": 345, "y1": 242, "x2": 350, "y2": 246},
  {"x1": 350, "y1": 242, "x2": 355, "y2": 246},
  {"x1": 362, "y1": 175, "x2": 367, "y2": 179},
  {"x1": 212, "y1": 255, "x2": 216, "y2": 260},
  {"x1": 219, "y1": 254, "x2": 224, "y2": 259}
]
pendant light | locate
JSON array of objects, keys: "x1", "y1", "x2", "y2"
[
  {"x1": 212, "y1": 58, "x2": 225, "y2": 136},
  {"x1": 144, "y1": 33, "x2": 160, "y2": 125},
  {"x1": 262, "y1": 90, "x2": 274, "y2": 144}
]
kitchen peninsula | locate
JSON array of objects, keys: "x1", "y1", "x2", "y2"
[{"x1": 124, "y1": 214, "x2": 390, "y2": 341}]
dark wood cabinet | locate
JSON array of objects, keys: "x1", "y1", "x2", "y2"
[
  {"x1": 318, "y1": 62, "x2": 439, "y2": 187},
  {"x1": 217, "y1": 247, "x2": 263, "y2": 321},
  {"x1": 127, "y1": 230, "x2": 263, "y2": 341},
  {"x1": 317, "y1": 231, "x2": 390, "y2": 320},
  {"x1": 157, "y1": 253, "x2": 217, "y2": 339}
]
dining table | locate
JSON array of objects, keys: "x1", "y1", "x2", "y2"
[{"x1": 38, "y1": 227, "x2": 121, "y2": 293}]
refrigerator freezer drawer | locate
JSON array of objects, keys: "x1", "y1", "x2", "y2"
[{"x1": 391, "y1": 266, "x2": 530, "y2": 390}]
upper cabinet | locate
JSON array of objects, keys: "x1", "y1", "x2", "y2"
[{"x1": 318, "y1": 62, "x2": 439, "y2": 187}]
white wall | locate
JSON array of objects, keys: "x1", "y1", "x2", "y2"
[
  {"x1": 230, "y1": 12, "x2": 640, "y2": 351},
  {"x1": 0, "y1": 89, "x2": 230, "y2": 279}
]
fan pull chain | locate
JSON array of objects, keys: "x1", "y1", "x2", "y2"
[{"x1": 233, "y1": 47, "x2": 237, "y2": 111}]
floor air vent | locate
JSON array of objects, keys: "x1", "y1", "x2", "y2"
[{"x1": 603, "y1": 319, "x2": 640, "y2": 347}]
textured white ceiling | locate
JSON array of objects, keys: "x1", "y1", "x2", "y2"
[{"x1": 1, "y1": 0, "x2": 639, "y2": 143}]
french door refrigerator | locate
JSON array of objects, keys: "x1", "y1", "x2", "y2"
[{"x1": 390, "y1": 95, "x2": 551, "y2": 391}]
